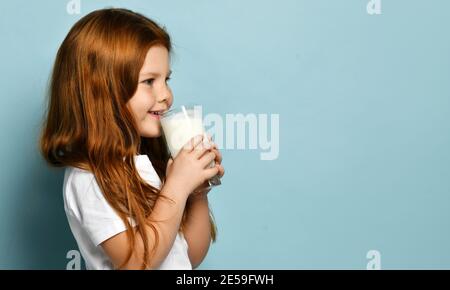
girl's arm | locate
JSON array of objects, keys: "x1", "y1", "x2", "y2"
[
  {"x1": 182, "y1": 192, "x2": 213, "y2": 269},
  {"x1": 101, "y1": 135, "x2": 219, "y2": 269},
  {"x1": 183, "y1": 145, "x2": 224, "y2": 269},
  {"x1": 101, "y1": 181, "x2": 190, "y2": 269}
]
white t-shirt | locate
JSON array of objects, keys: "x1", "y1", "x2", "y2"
[{"x1": 62, "y1": 154, "x2": 192, "y2": 270}]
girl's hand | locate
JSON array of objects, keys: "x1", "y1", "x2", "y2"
[
  {"x1": 210, "y1": 143, "x2": 225, "y2": 178},
  {"x1": 190, "y1": 136, "x2": 225, "y2": 197},
  {"x1": 164, "y1": 135, "x2": 220, "y2": 198},
  {"x1": 203, "y1": 135, "x2": 224, "y2": 178}
]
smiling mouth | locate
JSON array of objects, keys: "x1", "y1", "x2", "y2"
[
  {"x1": 147, "y1": 109, "x2": 166, "y2": 120},
  {"x1": 148, "y1": 110, "x2": 163, "y2": 116}
]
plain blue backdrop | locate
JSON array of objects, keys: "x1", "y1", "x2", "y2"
[{"x1": 0, "y1": 0, "x2": 449, "y2": 269}]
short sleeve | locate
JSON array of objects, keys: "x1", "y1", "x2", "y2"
[{"x1": 64, "y1": 169, "x2": 128, "y2": 246}]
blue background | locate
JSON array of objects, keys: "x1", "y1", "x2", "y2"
[{"x1": 0, "y1": 0, "x2": 449, "y2": 269}]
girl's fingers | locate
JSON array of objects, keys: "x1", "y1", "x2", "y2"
[
  {"x1": 206, "y1": 133, "x2": 213, "y2": 143},
  {"x1": 203, "y1": 163, "x2": 220, "y2": 180},
  {"x1": 217, "y1": 164, "x2": 225, "y2": 178},
  {"x1": 193, "y1": 140, "x2": 211, "y2": 159},
  {"x1": 182, "y1": 134, "x2": 204, "y2": 153},
  {"x1": 210, "y1": 148, "x2": 222, "y2": 164},
  {"x1": 199, "y1": 151, "x2": 216, "y2": 169}
]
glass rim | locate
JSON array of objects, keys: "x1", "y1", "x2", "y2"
[{"x1": 161, "y1": 103, "x2": 201, "y2": 118}]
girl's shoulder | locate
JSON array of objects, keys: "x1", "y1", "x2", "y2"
[
  {"x1": 63, "y1": 166, "x2": 103, "y2": 211},
  {"x1": 62, "y1": 156, "x2": 161, "y2": 208},
  {"x1": 64, "y1": 166, "x2": 96, "y2": 192}
]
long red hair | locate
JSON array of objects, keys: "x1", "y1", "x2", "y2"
[{"x1": 39, "y1": 8, "x2": 216, "y2": 269}]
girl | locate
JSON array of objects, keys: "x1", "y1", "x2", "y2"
[{"x1": 39, "y1": 8, "x2": 225, "y2": 270}]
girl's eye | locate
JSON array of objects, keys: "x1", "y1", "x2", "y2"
[
  {"x1": 141, "y1": 77, "x2": 170, "y2": 86},
  {"x1": 142, "y1": 78, "x2": 155, "y2": 86}
]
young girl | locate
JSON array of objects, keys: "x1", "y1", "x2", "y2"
[{"x1": 39, "y1": 8, "x2": 224, "y2": 270}]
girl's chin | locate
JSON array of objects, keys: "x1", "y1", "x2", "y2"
[
  {"x1": 139, "y1": 128, "x2": 162, "y2": 138},
  {"x1": 138, "y1": 118, "x2": 163, "y2": 138}
]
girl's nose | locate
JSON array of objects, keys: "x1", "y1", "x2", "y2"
[
  {"x1": 157, "y1": 94, "x2": 169, "y2": 103},
  {"x1": 157, "y1": 86, "x2": 171, "y2": 104}
]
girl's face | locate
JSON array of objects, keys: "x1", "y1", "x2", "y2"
[{"x1": 127, "y1": 45, "x2": 173, "y2": 138}]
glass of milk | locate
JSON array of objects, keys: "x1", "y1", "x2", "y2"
[{"x1": 160, "y1": 104, "x2": 221, "y2": 193}]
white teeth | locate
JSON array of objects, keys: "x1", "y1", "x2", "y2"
[{"x1": 149, "y1": 110, "x2": 167, "y2": 115}]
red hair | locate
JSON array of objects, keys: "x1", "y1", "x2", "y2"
[{"x1": 39, "y1": 8, "x2": 216, "y2": 269}]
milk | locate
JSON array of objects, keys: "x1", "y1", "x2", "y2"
[
  {"x1": 161, "y1": 113, "x2": 205, "y2": 158},
  {"x1": 160, "y1": 105, "x2": 221, "y2": 190}
]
